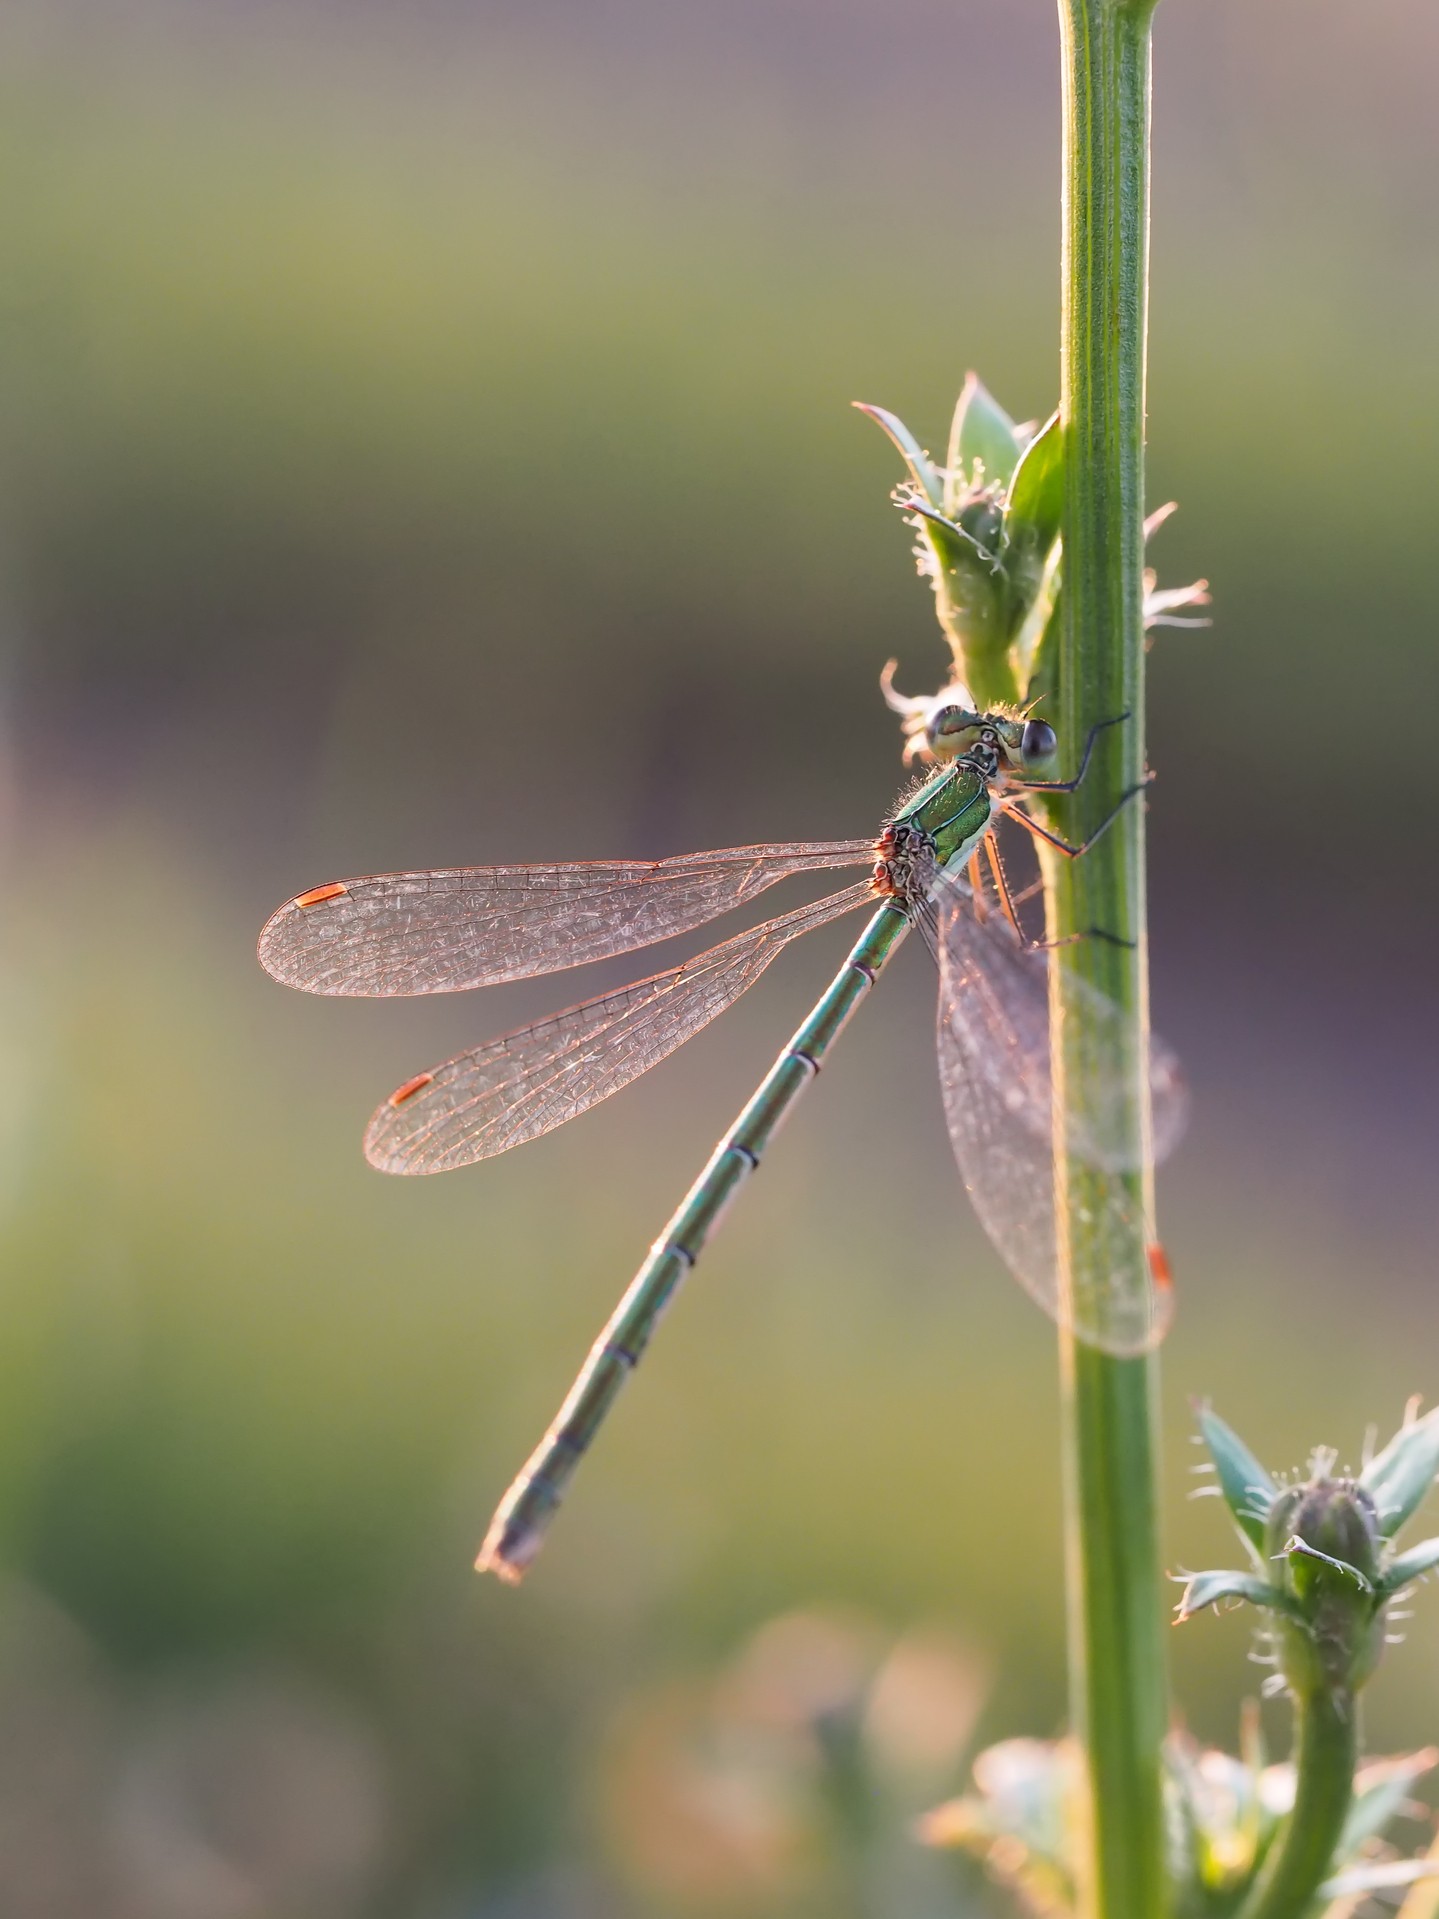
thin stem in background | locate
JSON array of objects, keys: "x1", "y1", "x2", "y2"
[{"x1": 1047, "y1": 3, "x2": 1168, "y2": 1916}]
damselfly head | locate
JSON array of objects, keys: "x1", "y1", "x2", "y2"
[
  {"x1": 890, "y1": 667, "x2": 990, "y2": 763},
  {"x1": 877, "y1": 663, "x2": 1058, "y2": 775},
  {"x1": 925, "y1": 702, "x2": 993, "y2": 762},
  {"x1": 931, "y1": 708, "x2": 1057, "y2": 775},
  {"x1": 1019, "y1": 718, "x2": 1058, "y2": 766}
]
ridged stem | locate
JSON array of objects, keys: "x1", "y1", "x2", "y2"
[{"x1": 1047, "y1": 4, "x2": 1168, "y2": 1917}]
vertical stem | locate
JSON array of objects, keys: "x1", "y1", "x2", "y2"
[
  {"x1": 1238, "y1": 1691, "x2": 1357, "y2": 1919},
  {"x1": 1048, "y1": 4, "x2": 1167, "y2": 1917}
]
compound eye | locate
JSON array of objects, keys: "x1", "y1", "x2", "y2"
[
  {"x1": 1021, "y1": 719, "x2": 1057, "y2": 764},
  {"x1": 926, "y1": 705, "x2": 966, "y2": 750}
]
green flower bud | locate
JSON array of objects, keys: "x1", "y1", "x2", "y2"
[
  {"x1": 1267, "y1": 1478, "x2": 1385, "y2": 1696},
  {"x1": 1285, "y1": 1480, "x2": 1381, "y2": 1589},
  {"x1": 954, "y1": 494, "x2": 1005, "y2": 562},
  {"x1": 859, "y1": 377, "x2": 1205, "y2": 722},
  {"x1": 1184, "y1": 1408, "x2": 1439, "y2": 1710}
]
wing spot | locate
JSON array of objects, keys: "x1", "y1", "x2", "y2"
[
  {"x1": 390, "y1": 1072, "x2": 436, "y2": 1106},
  {"x1": 294, "y1": 882, "x2": 348, "y2": 909}
]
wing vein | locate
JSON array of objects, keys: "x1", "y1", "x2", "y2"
[
  {"x1": 260, "y1": 840, "x2": 876, "y2": 996},
  {"x1": 365, "y1": 881, "x2": 875, "y2": 1173}
]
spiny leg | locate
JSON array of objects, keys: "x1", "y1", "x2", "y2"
[
  {"x1": 997, "y1": 775, "x2": 1151, "y2": 861},
  {"x1": 998, "y1": 777, "x2": 1147, "y2": 950},
  {"x1": 983, "y1": 833, "x2": 1026, "y2": 941}
]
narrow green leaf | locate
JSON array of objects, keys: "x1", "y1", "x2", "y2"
[
  {"x1": 1361, "y1": 1405, "x2": 1439, "y2": 1537},
  {"x1": 903, "y1": 497, "x2": 1005, "y2": 600},
  {"x1": 1174, "y1": 1569, "x2": 1294, "y2": 1623},
  {"x1": 1379, "y1": 1537, "x2": 1439, "y2": 1596},
  {"x1": 1006, "y1": 410, "x2": 1065, "y2": 558},
  {"x1": 1334, "y1": 1749, "x2": 1438, "y2": 1864},
  {"x1": 894, "y1": 495, "x2": 1014, "y2": 703},
  {"x1": 946, "y1": 372, "x2": 1022, "y2": 504},
  {"x1": 1197, "y1": 1403, "x2": 1279, "y2": 1556},
  {"x1": 1279, "y1": 1535, "x2": 1374, "y2": 1594},
  {"x1": 902, "y1": 494, "x2": 991, "y2": 558},
  {"x1": 1322, "y1": 1860, "x2": 1439, "y2": 1899},
  {"x1": 852, "y1": 402, "x2": 944, "y2": 508},
  {"x1": 1002, "y1": 411, "x2": 1065, "y2": 635}
]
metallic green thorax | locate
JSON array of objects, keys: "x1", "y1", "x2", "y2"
[{"x1": 885, "y1": 760, "x2": 995, "y2": 878}]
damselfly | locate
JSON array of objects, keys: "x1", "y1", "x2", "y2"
[{"x1": 259, "y1": 698, "x2": 1185, "y2": 1580}]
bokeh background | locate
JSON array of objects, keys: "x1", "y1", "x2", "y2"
[{"x1": 1, "y1": 1, "x2": 1437, "y2": 1912}]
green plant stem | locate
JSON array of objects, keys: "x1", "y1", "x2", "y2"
[
  {"x1": 1238, "y1": 1691, "x2": 1357, "y2": 1919},
  {"x1": 1046, "y1": 3, "x2": 1168, "y2": 1917}
]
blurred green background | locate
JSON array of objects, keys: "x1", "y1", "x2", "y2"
[{"x1": 1, "y1": 1, "x2": 1437, "y2": 1912}]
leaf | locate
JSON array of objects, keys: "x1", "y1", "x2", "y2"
[
  {"x1": 1001, "y1": 411, "x2": 1065, "y2": 635},
  {"x1": 1322, "y1": 1860, "x2": 1439, "y2": 1900},
  {"x1": 1379, "y1": 1537, "x2": 1439, "y2": 1597},
  {"x1": 903, "y1": 497, "x2": 1005, "y2": 598},
  {"x1": 1006, "y1": 411, "x2": 1065, "y2": 563},
  {"x1": 946, "y1": 372, "x2": 1023, "y2": 505},
  {"x1": 1279, "y1": 1535, "x2": 1373, "y2": 1594},
  {"x1": 1395, "y1": 1838, "x2": 1439, "y2": 1919},
  {"x1": 1196, "y1": 1403, "x2": 1279, "y2": 1556},
  {"x1": 1166, "y1": 1733, "x2": 1261, "y2": 1894},
  {"x1": 852, "y1": 402, "x2": 944, "y2": 508},
  {"x1": 1334, "y1": 1748, "x2": 1439, "y2": 1863},
  {"x1": 899, "y1": 495, "x2": 1010, "y2": 666},
  {"x1": 1174, "y1": 1569, "x2": 1294, "y2": 1623},
  {"x1": 902, "y1": 494, "x2": 992, "y2": 558},
  {"x1": 1362, "y1": 1405, "x2": 1439, "y2": 1537},
  {"x1": 919, "y1": 1734, "x2": 1078, "y2": 1914}
]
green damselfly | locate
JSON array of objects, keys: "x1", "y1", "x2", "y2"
[{"x1": 259, "y1": 694, "x2": 1185, "y2": 1580}]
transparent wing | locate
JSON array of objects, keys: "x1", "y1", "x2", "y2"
[
  {"x1": 929, "y1": 879, "x2": 1188, "y2": 1169},
  {"x1": 365, "y1": 881, "x2": 875, "y2": 1175},
  {"x1": 259, "y1": 839, "x2": 875, "y2": 997},
  {"x1": 927, "y1": 875, "x2": 1187, "y2": 1355}
]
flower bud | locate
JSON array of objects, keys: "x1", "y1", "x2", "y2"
[
  {"x1": 1183, "y1": 1407, "x2": 1439, "y2": 1709},
  {"x1": 1265, "y1": 1478, "x2": 1385, "y2": 1697},
  {"x1": 954, "y1": 495, "x2": 1005, "y2": 561},
  {"x1": 1286, "y1": 1481, "x2": 1380, "y2": 1588}
]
